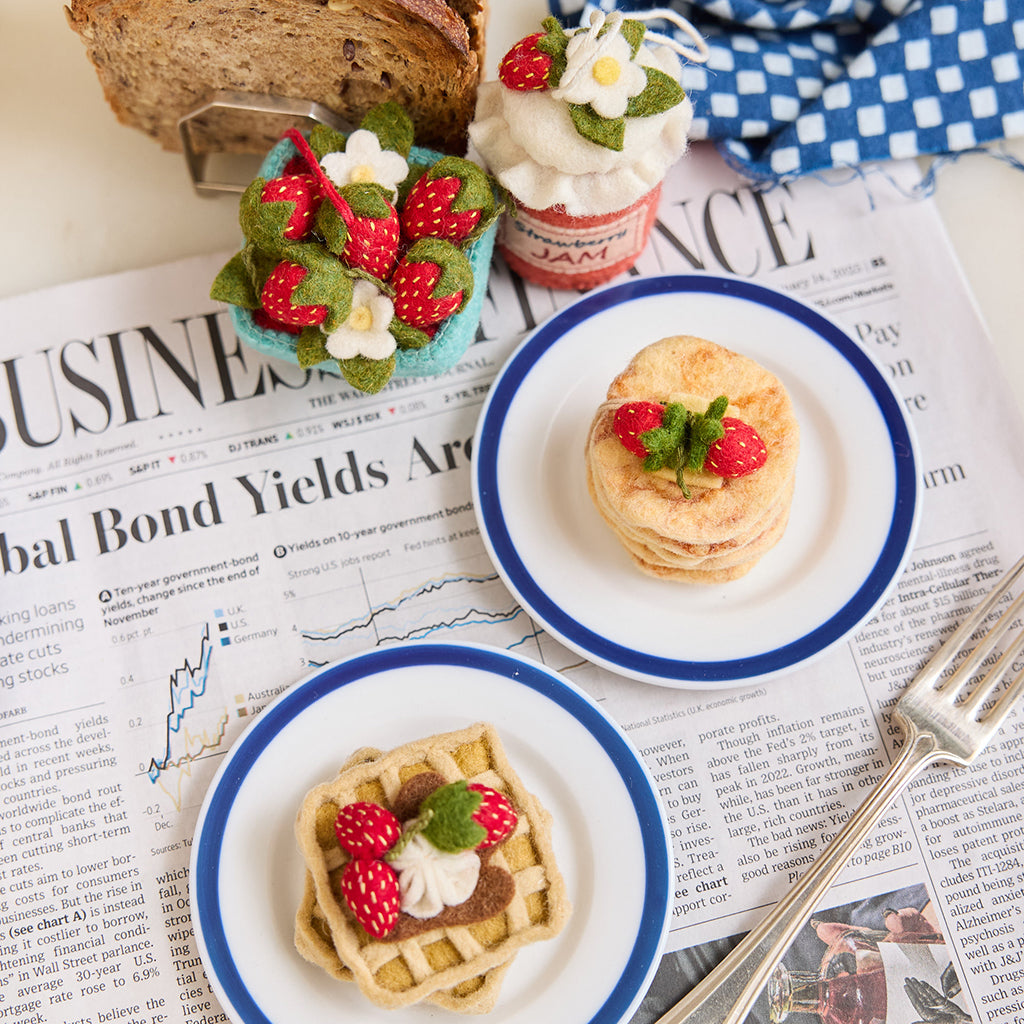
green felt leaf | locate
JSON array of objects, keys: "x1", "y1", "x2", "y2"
[
  {"x1": 296, "y1": 326, "x2": 331, "y2": 368},
  {"x1": 309, "y1": 124, "x2": 349, "y2": 162},
  {"x1": 625, "y1": 66, "x2": 685, "y2": 120},
  {"x1": 619, "y1": 18, "x2": 646, "y2": 59},
  {"x1": 340, "y1": 182, "x2": 394, "y2": 219},
  {"x1": 537, "y1": 16, "x2": 570, "y2": 88},
  {"x1": 359, "y1": 101, "x2": 415, "y2": 158},
  {"x1": 210, "y1": 251, "x2": 259, "y2": 308},
  {"x1": 339, "y1": 352, "x2": 396, "y2": 394},
  {"x1": 315, "y1": 201, "x2": 351, "y2": 255},
  {"x1": 389, "y1": 317, "x2": 433, "y2": 350},
  {"x1": 239, "y1": 177, "x2": 299, "y2": 254},
  {"x1": 686, "y1": 396, "x2": 727, "y2": 471},
  {"x1": 240, "y1": 241, "x2": 280, "y2": 296},
  {"x1": 569, "y1": 103, "x2": 626, "y2": 151},
  {"x1": 419, "y1": 781, "x2": 486, "y2": 854}
]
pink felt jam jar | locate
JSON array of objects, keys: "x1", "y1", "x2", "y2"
[
  {"x1": 469, "y1": 10, "x2": 706, "y2": 290},
  {"x1": 498, "y1": 183, "x2": 662, "y2": 290}
]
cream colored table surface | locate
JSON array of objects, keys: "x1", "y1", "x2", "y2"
[{"x1": 2, "y1": 2, "x2": 1022, "y2": 415}]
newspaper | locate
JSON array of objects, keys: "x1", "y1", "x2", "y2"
[{"x1": 1, "y1": 145, "x2": 1022, "y2": 1024}]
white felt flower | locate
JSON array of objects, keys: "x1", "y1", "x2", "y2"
[
  {"x1": 389, "y1": 833, "x2": 480, "y2": 919},
  {"x1": 320, "y1": 129, "x2": 409, "y2": 198},
  {"x1": 323, "y1": 280, "x2": 396, "y2": 361},
  {"x1": 552, "y1": 13, "x2": 647, "y2": 119}
]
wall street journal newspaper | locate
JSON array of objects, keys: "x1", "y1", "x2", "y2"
[{"x1": 1, "y1": 147, "x2": 1022, "y2": 1024}]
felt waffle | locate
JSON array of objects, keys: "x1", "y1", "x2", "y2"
[{"x1": 294, "y1": 723, "x2": 570, "y2": 1011}]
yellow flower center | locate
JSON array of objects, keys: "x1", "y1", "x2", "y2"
[
  {"x1": 349, "y1": 163, "x2": 376, "y2": 183},
  {"x1": 349, "y1": 305, "x2": 373, "y2": 331},
  {"x1": 591, "y1": 56, "x2": 621, "y2": 86}
]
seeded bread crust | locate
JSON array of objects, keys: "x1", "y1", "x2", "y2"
[{"x1": 64, "y1": 0, "x2": 486, "y2": 155}]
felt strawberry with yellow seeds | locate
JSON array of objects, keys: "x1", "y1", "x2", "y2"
[
  {"x1": 260, "y1": 261, "x2": 328, "y2": 327},
  {"x1": 464, "y1": 784, "x2": 518, "y2": 849},
  {"x1": 315, "y1": 185, "x2": 401, "y2": 280},
  {"x1": 705, "y1": 418, "x2": 769, "y2": 478},
  {"x1": 334, "y1": 802, "x2": 402, "y2": 860},
  {"x1": 613, "y1": 397, "x2": 767, "y2": 498},
  {"x1": 613, "y1": 401, "x2": 669, "y2": 458},
  {"x1": 259, "y1": 173, "x2": 322, "y2": 240},
  {"x1": 331, "y1": 781, "x2": 518, "y2": 938},
  {"x1": 498, "y1": 31, "x2": 554, "y2": 91},
  {"x1": 339, "y1": 858, "x2": 401, "y2": 939},
  {"x1": 258, "y1": 253, "x2": 353, "y2": 331},
  {"x1": 391, "y1": 237, "x2": 473, "y2": 329},
  {"x1": 401, "y1": 156, "x2": 497, "y2": 246}
]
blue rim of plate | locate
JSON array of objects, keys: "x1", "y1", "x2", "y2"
[
  {"x1": 474, "y1": 274, "x2": 919, "y2": 686},
  {"x1": 192, "y1": 642, "x2": 671, "y2": 1024}
]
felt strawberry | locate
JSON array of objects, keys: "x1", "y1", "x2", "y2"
[
  {"x1": 259, "y1": 260, "x2": 328, "y2": 327},
  {"x1": 612, "y1": 396, "x2": 766, "y2": 496},
  {"x1": 466, "y1": 784, "x2": 517, "y2": 849},
  {"x1": 340, "y1": 195, "x2": 401, "y2": 279},
  {"x1": 404, "y1": 779, "x2": 515, "y2": 854},
  {"x1": 252, "y1": 308, "x2": 303, "y2": 335},
  {"x1": 400, "y1": 157, "x2": 495, "y2": 245},
  {"x1": 391, "y1": 237, "x2": 473, "y2": 328},
  {"x1": 315, "y1": 186, "x2": 401, "y2": 280},
  {"x1": 613, "y1": 401, "x2": 667, "y2": 458},
  {"x1": 339, "y1": 858, "x2": 401, "y2": 939},
  {"x1": 499, "y1": 31, "x2": 553, "y2": 91},
  {"x1": 334, "y1": 802, "x2": 402, "y2": 860},
  {"x1": 704, "y1": 418, "x2": 768, "y2": 478},
  {"x1": 259, "y1": 173, "x2": 322, "y2": 240}
]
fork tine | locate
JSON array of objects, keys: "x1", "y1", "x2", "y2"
[
  {"x1": 961, "y1": 619, "x2": 1024, "y2": 719},
  {"x1": 942, "y1": 586, "x2": 1024, "y2": 700},
  {"x1": 917, "y1": 554, "x2": 1024, "y2": 691}
]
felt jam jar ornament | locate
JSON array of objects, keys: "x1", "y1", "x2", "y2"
[{"x1": 469, "y1": 10, "x2": 707, "y2": 290}]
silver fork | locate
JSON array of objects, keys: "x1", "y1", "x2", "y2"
[{"x1": 654, "y1": 553, "x2": 1024, "y2": 1024}]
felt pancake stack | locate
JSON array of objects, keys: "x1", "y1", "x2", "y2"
[
  {"x1": 294, "y1": 722, "x2": 570, "y2": 1012},
  {"x1": 585, "y1": 335, "x2": 799, "y2": 583}
]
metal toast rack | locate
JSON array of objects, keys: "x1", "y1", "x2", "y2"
[{"x1": 177, "y1": 91, "x2": 355, "y2": 195}]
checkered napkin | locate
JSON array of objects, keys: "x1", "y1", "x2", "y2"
[{"x1": 550, "y1": 0, "x2": 1024, "y2": 181}]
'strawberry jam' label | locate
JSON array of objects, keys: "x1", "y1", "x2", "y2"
[{"x1": 498, "y1": 189, "x2": 659, "y2": 284}]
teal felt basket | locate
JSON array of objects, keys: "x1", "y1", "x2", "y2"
[{"x1": 230, "y1": 135, "x2": 497, "y2": 381}]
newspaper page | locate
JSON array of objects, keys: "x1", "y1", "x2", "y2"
[{"x1": 1, "y1": 146, "x2": 1022, "y2": 1024}]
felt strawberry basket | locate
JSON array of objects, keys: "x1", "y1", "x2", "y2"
[{"x1": 212, "y1": 104, "x2": 499, "y2": 394}]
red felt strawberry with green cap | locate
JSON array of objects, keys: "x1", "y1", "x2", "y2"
[
  {"x1": 391, "y1": 237, "x2": 473, "y2": 329},
  {"x1": 339, "y1": 858, "x2": 401, "y2": 939},
  {"x1": 466, "y1": 784, "x2": 518, "y2": 849},
  {"x1": 498, "y1": 31, "x2": 553, "y2": 91},
  {"x1": 613, "y1": 401, "x2": 668, "y2": 458},
  {"x1": 259, "y1": 260, "x2": 328, "y2": 327},
  {"x1": 259, "y1": 173, "x2": 322, "y2": 240},
  {"x1": 401, "y1": 156, "x2": 496, "y2": 246},
  {"x1": 406, "y1": 780, "x2": 517, "y2": 853},
  {"x1": 613, "y1": 397, "x2": 766, "y2": 497}
]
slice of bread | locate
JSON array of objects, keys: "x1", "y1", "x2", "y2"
[{"x1": 64, "y1": 0, "x2": 486, "y2": 155}]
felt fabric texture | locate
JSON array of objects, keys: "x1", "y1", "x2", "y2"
[
  {"x1": 224, "y1": 134, "x2": 498, "y2": 384},
  {"x1": 554, "y1": 0, "x2": 1024, "y2": 181}
]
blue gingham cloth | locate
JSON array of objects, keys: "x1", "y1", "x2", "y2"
[{"x1": 549, "y1": 0, "x2": 1024, "y2": 181}]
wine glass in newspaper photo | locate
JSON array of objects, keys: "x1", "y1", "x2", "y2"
[{"x1": 764, "y1": 884, "x2": 971, "y2": 1024}]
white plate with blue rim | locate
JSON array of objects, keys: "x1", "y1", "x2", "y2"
[
  {"x1": 472, "y1": 274, "x2": 920, "y2": 688},
  {"x1": 191, "y1": 642, "x2": 672, "y2": 1024}
]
